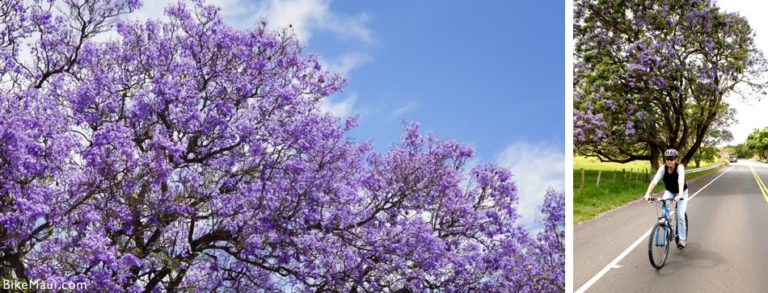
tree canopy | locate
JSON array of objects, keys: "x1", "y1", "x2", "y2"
[
  {"x1": 728, "y1": 143, "x2": 754, "y2": 159},
  {"x1": 574, "y1": 0, "x2": 768, "y2": 169},
  {"x1": 746, "y1": 127, "x2": 768, "y2": 160},
  {"x1": 0, "y1": 0, "x2": 563, "y2": 292}
]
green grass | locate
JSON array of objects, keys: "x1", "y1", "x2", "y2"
[
  {"x1": 574, "y1": 156, "x2": 724, "y2": 223},
  {"x1": 574, "y1": 156, "x2": 718, "y2": 171},
  {"x1": 574, "y1": 156, "x2": 655, "y2": 172}
]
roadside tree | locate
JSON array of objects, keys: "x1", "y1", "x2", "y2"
[
  {"x1": 574, "y1": 0, "x2": 768, "y2": 170},
  {"x1": 746, "y1": 127, "x2": 768, "y2": 160}
]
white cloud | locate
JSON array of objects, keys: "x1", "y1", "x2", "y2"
[
  {"x1": 125, "y1": 0, "x2": 375, "y2": 75},
  {"x1": 131, "y1": 0, "x2": 174, "y2": 21},
  {"x1": 392, "y1": 101, "x2": 419, "y2": 117},
  {"x1": 254, "y1": 0, "x2": 374, "y2": 44},
  {"x1": 319, "y1": 93, "x2": 356, "y2": 117},
  {"x1": 319, "y1": 52, "x2": 372, "y2": 77},
  {"x1": 122, "y1": 0, "x2": 375, "y2": 46},
  {"x1": 496, "y1": 142, "x2": 564, "y2": 229},
  {"x1": 717, "y1": 1, "x2": 768, "y2": 144},
  {"x1": 127, "y1": 0, "x2": 256, "y2": 24}
]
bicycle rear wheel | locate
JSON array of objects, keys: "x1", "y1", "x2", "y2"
[{"x1": 648, "y1": 222, "x2": 669, "y2": 269}]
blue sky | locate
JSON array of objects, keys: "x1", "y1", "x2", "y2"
[
  {"x1": 316, "y1": 1, "x2": 564, "y2": 152},
  {"x1": 130, "y1": 0, "x2": 565, "y2": 227}
]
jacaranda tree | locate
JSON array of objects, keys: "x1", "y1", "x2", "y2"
[
  {"x1": 574, "y1": 0, "x2": 768, "y2": 170},
  {"x1": 0, "y1": 0, "x2": 563, "y2": 292}
]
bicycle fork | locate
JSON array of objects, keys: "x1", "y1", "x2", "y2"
[
  {"x1": 655, "y1": 218, "x2": 667, "y2": 247},
  {"x1": 655, "y1": 217, "x2": 675, "y2": 246}
]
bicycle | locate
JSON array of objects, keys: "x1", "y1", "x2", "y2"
[{"x1": 647, "y1": 197, "x2": 688, "y2": 269}]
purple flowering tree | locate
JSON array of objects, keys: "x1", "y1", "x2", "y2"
[
  {"x1": 0, "y1": 0, "x2": 564, "y2": 292},
  {"x1": 1, "y1": 0, "x2": 141, "y2": 283},
  {"x1": 574, "y1": 0, "x2": 768, "y2": 169}
]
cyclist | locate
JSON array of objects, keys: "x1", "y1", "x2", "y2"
[{"x1": 643, "y1": 148, "x2": 688, "y2": 248}]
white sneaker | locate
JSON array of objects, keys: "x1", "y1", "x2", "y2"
[{"x1": 678, "y1": 240, "x2": 686, "y2": 248}]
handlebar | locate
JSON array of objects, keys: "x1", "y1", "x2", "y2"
[{"x1": 646, "y1": 197, "x2": 683, "y2": 203}]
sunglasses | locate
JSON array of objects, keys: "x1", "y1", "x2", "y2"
[{"x1": 664, "y1": 157, "x2": 677, "y2": 161}]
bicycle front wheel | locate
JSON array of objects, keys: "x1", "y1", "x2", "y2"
[{"x1": 648, "y1": 222, "x2": 670, "y2": 269}]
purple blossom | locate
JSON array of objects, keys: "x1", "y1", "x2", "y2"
[
  {"x1": 625, "y1": 121, "x2": 636, "y2": 135},
  {"x1": 626, "y1": 63, "x2": 648, "y2": 71},
  {"x1": 0, "y1": 0, "x2": 563, "y2": 292},
  {"x1": 575, "y1": 0, "x2": 764, "y2": 166}
]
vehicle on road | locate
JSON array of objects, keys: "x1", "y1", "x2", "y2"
[
  {"x1": 728, "y1": 154, "x2": 737, "y2": 163},
  {"x1": 647, "y1": 198, "x2": 688, "y2": 269}
]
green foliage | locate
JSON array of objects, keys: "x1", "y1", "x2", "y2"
[
  {"x1": 692, "y1": 145, "x2": 718, "y2": 168},
  {"x1": 746, "y1": 127, "x2": 768, "y2": 159},
  {"x1": 728, "y1": 143, "x2": 755, "y2": 159}
]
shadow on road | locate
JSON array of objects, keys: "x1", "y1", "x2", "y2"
[{"x1": 653, "y1": 242, "x2": 728, "y2": 275}]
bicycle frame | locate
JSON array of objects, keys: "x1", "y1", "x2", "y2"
[
  {"x1": 648, "y1": 197, "x2": 686, "y2": 269},
  {"x1": 655, "y1": 200, "x2": 677, "y2": 243}
]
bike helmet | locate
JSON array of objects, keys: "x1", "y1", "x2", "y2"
[{"x1": 664, "y1": 148, "x2": 678, "y2": 158}]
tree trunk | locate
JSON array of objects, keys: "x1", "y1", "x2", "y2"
[
  {"x1": 682, "y1": 93, "x2": 721, "y2": 165},
  {"x1": 649, "y1": 147, "x2": 660, "y2": 171}
]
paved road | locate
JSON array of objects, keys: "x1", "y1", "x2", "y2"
[{"x1": 575, "y1": 160, "x2": 768, "y2": 292}]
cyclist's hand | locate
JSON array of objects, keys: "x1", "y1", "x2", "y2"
[
  {"x1": 674, "y1": 195, "x2": 682, "y2": 202},
  {"x1": 643, "y1": 194, "x2": 651, "y2": 202}
]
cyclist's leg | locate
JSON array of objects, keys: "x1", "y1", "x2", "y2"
[
  {"x1": 678, "y1": 189, "x2": 688, "y2": 241},
  {"x1": 661, "y1": 190, "x2": 676, "y2": 239}
]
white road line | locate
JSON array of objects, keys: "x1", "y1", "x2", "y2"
[{"x1": 575, "y1": 166, "x2": 733, "y2": 293}]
